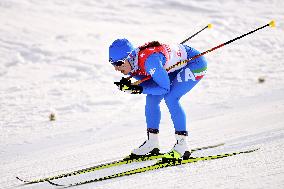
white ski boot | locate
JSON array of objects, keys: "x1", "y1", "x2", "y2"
[
  {"x1": 163, "y1": 131, "x2": 191, "y2": 160},
  {"x1": 131, "y1": 128, "x2": 160, "y2": 156}
]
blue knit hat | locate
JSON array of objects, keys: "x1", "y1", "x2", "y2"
[{"x1": 109, "y1": 39, "x2": 134, "y2": 65}]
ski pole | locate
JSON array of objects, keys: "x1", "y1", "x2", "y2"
[
  {"x1": 133, "y1": 20, "x2": 276, "y2": 86},
  {"x1": 181, "y1": 24, "x2": 213, "y2": 44}
]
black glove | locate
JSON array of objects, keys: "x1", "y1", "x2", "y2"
[{"x1": 114, "y1": 77, "x2": 143, "y2": 94}]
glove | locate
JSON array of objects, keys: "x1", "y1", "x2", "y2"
[{"x1": 114, "y1": 77, "x2": 143, "y2": 94}]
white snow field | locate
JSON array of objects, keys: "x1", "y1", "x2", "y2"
[{"x1": 1, "y1": 0, "x2": 284, "y2": 188}]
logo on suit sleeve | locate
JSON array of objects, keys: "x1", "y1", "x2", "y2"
[{"x1": 149, "y1": 68, "x2": 156, "y2": 76}]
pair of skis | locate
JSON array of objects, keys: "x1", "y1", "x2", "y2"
[{"x1": 16, "y1": 143, "x2": 258, "y2": 188}]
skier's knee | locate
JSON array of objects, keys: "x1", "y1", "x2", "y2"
[
  {"x1": 164, "y1": 94, "x2": 179, "y2": 107},
  {"x1": 145, "y1": 96, "x2": 162, "y2": 111}
]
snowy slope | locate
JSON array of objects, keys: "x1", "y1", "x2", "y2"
[{"x1": 0, "y1": 0, "x2": 284, "y2": 189}]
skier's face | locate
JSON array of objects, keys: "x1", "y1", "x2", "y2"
[{"x1": 114, "y1": 59, "x2": 132, "y2": 75}]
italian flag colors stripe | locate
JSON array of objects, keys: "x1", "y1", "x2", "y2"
[{"x1": 193, "y1": 67, "x2": 207, "y2": 80}]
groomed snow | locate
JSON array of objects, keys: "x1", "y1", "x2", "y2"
[{"x1": 0, "y1": 0, "x2": 284, "y2": 189}]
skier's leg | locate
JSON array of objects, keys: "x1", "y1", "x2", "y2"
[
  {"x1": 145, "y1": 94, "x2": 164, "y2": 130},
  {"x1": 164, "y1": 55, "x2": 207, "y2": 159},
  {"x1": 132, "y1": 94, "x2": 164, "y2": 155},
  {"x1": 164, "y1": 70, "x2": 203, "y2": 131}
]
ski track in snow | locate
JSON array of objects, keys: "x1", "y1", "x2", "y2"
[{"x1": 0, "y1": 0, "x2": 284, "y2": 189}]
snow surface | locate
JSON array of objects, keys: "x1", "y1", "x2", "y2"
[{"x1": 0, "y1": 0, "x2": 284, "y2": 188}]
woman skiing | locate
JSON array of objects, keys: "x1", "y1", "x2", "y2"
[{"x1": 109, "y1": 39, "x2": 207, "y2": 159}]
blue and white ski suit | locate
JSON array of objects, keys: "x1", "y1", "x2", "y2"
[{"x1": 134, "y1": 45, "x2": 207, "y2": 132}]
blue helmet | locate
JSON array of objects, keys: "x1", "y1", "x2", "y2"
[{"x1": 109, "y1": 38, "x2": 134, "y2": 66}]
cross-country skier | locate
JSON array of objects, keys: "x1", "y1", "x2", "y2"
[{"x1": 109, "y1": 39, "x2": 207, "y2": 159}]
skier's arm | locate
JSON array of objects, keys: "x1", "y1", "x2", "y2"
[{"x1": 140, "y1": 53, "x2": 170, "y2": 95}]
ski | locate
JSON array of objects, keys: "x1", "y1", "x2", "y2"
[
  {"x1": 16, "y1": 143, "x2": 224, "y2": 185},
  {"x1": 48, "y1": 148, "x2": 259, "y2": 188}
]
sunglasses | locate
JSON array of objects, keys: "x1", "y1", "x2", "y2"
[
  {"x1": 110, "y1": 50, "x2": 135, "y2": 67},
  {"x1": 111, "y1": 60, "x2": 125, "y2": 67}
]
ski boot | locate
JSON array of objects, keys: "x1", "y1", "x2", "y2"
[
  {"x1": 163, "y1": 131, "x2": 191, "y2": 162},
  {"x1": 130, "y1": 128, "x2": 160, "y2": 159}
]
